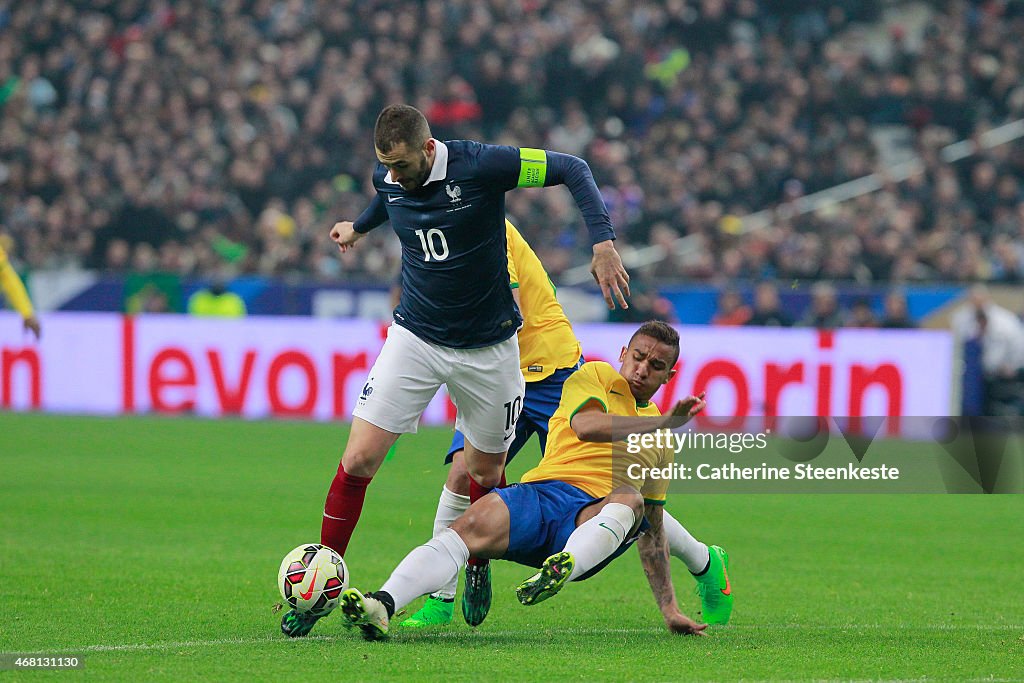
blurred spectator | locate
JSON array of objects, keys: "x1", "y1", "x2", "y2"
[
  {"x1": 187, "y1": 279, "x2": 247, "y2": 318},
  {"x1": 799, "y1": 282, "x2": 845, "y2": 329},
  {"x1": 746, "y1": 281, "x2": 793, "y2": 327},
  {"x1": 845, "y1": 298, "x2": 879, "y2": 328},
  {"x1": 126, "y1": 283, "x2": 172, "y2": 314},
  {"x1": 712, "y1": 288, "x2": 752, "y2": 326},
  {"x1": 951, "y1": 285, "x2": 1024, "y2": 415},
  {"x1": 880, "y1": 289, "x2": 916, "y2": 328}
]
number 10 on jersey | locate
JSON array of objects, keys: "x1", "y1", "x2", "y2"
[{"x1": 415, "y1": 229, "x2": 449, "y2": 261}]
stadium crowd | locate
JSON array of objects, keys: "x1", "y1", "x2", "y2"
[{"x1": 0, "y1": 0, "x2": 1023, "y2": 290}]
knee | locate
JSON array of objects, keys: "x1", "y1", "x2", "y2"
[
  {"x1": 451, "y1": 495, "x2": 505, "y2": 557},
  {"x1": 464, "y1": 456, "x2": 504, "y2": 488},
  {"x1": 608, "y1": 488, "x2": 645, "y2": 523},
  {"x1": 341, "y1": 446, "x2": 385, "y2": 478},
  {"x1": 450, "y1": 506, "x2": 486, "y2": 550},
  {"x1": 468, "y1": 469, "x2": 502, "y2": 489}
]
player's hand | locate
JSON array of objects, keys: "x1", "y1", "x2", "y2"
[
  {"x1": 329, "y1": 221, "x2": 364, "y2": 253},
  {"x1": 23, "y1": 315, "x2": 40, "y2": 340},
  {"x1": 664, "y1": 611, "x2": 708, "y2": 636},
  {"x1": 590, "y1": 240, "x2": 630, "y2": 310},
  {"x1": 669, "y1": 392, "x2": 706, "y2": 421}
]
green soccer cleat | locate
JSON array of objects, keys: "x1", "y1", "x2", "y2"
[
  {"x1": 280, "y1": 609, "x2": 321, "y2": 638},
  {"x1": 516, "y1": 551, "x2": 574, "y2": 606},
  {"x1": 339, "y1": 588, "x2": 390, "y2": 641},
  {"x1": 695, "y1": 545, "x2": 733, "y2": 625},
  {"x1": 402, "y1": 595, "x2": 454, "y2": 629},
  {"x1": 461, "y1": 563, "x2": 492, "y2": 626}
]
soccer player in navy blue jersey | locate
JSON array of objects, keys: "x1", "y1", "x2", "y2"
[{"x1": 282, "y1": 104, "x2": 630, "y2": 637}]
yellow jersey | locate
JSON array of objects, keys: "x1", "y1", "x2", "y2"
[
  {"x1": 0, "y1": 243, "x2": 34, "y2": 319},
  {"x1": 505, "y1": 220, "x2": 582, "y2": 381},
  {"x1": 520, "y1": 361, "x2": 673, "y2": 504}
]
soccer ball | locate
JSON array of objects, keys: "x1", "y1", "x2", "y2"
[{"x1": 278, "y1": 544, "x2": 348, "y2": 616}]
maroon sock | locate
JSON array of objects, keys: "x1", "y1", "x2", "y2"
[
  {"x1": 320, "y1": 462, "x2": 372, "y2": 556},
  {"x1": 466, "y1": 471, "x2": 506, "y2": 566}
]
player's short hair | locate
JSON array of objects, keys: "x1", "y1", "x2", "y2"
[
  {"x1": 374, "y1": 105, "x2": 431, "y2": 153},
  {"x1": 630, "y1": 320, "x2": 680, "y2": 366}
]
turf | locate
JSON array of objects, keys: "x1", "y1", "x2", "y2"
[{"x1": 0, "y1": 413, "x2": 1021, "y2": 681}]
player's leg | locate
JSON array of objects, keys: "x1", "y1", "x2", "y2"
[
  {"x1": 282, "y1": 417, "x2": 403, "y2": 638},
  {"x1": 450, "y1": 333, "x2": 524, "y2": 495},
  {"x1": 406, "y1": 404, "x2": 540, "y2": 629},
  {"x1": 662, "y1": 510, "x2": 710, "y2": 573},
  {"x1": 284, "y1": 326, "x2": 443, "y2": 638},
  {"x1": 663, "y1": 511, "x2": 732, "y2": 624},
  {"x1": 458, "y1": 444, "x2": 504, "y2": 626},
  {"x1": 319, "y1": 418, "x2": 399, "y2": 555},
  {"x1": 322, "y1": 324, "x2": 446, "y2": 555},
  {"x1": 516, "y1": 486, "x2": 644, "y2": 606},
  {"x1": 339, "y1": 493, "x2": 512, "y2": 640},
  {"x1": 448, "y1": 335, "x2": 525, "y2": 626},
  {"x1": 402, "y1": 436, "x2": 471, "y2": 628}
]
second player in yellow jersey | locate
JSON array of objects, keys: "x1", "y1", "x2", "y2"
[{"x1": 0, "y1": 240, "x2": 41, "y2": 340}]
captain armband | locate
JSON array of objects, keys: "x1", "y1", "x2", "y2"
[{"x1": 517, "y1": 148, "x2": 547, "y2": 187}]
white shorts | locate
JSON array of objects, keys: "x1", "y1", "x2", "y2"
[{"x1": 353, "y1": 324, "x2": 525, "y2": 454}]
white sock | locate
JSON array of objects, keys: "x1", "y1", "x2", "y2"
[
  {"x1": 380, "y1": 528, "x2": 470, "y2": 613},
  {"x1": 428, "y1": 486, "x2": 470, "y2": 599},
  {"x1": 662, "y1": 510, "x2": 710, "y2": 574},
  {"x1": 562, "y1": 502, "x2": 635, "y2": 581}
]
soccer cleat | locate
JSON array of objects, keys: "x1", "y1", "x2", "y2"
[
  {"x1": 694, "y1": 545, "x2": 733, "y2": 625},
  {"x1": 280, "y1": 609, "x2": 321, "y2": 638},
  {"x1": 339, "y1": 588, "x2": 390, "y2": 641},
  {"x1": 461, "y1": 563, "x2": 492, "y2": 627},
  {"x1": 402, "y1": 595, "x2": 454, "y2": 628},
  {"x1": 516, "y1": 551, "x2": 574, "y2": 606}
]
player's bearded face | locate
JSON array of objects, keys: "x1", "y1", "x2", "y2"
[
  {"x1": 618, "y1": 336, "x2": 677, "y2": 403},
  {"x1": 377, "y1": 141, "x2": 433, "y2": 191}
]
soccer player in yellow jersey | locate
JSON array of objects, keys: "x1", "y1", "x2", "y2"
[
  {"x1": 340, "y1": 322, "x2": 728, "y2": 640},
  {"x1": 0, "y1": 240, "x2": 41, "y2": 340}
]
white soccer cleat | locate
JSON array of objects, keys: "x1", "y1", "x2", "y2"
[{"x1": 339, "y1": 588, "x2": 390, "y2": 641}]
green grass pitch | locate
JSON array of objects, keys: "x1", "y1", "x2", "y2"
[{"x1": 1, "y1": 413, "x2": 1021, "y2": 681}]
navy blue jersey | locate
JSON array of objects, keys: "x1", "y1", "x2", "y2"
[{"x1": 354, "y1": 139, "x2": 615, "y2": 349}]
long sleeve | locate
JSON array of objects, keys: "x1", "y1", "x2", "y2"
[
  {"x1": 473, "y1": 143, "x2": 617, "y2": 245},
  {"x1": 542, "y1": 151, "x2": 616, "y2": 245},
  {"x1": 353, "y1": 193, "x2": 389, "y2": 234}
]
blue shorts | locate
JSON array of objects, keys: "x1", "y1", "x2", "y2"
[
  {"x1": 494, "y1": 480, "x2": 647, "y2": 578},
  {"x1": 445, "y1": 360, "x2": 582, "y2": 464}
]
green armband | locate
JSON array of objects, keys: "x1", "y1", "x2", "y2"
[{"x1": 517, "y1": 148, "x2": 547, "y2": 187}]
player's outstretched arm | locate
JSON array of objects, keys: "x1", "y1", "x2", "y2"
[
  {"x1": 637, "y1": 505, "x2": 707, "y2": 636},
  {"x1": 501, "y1": 145, "x2": 630, "y2": 309},
  {"x1": 543, "y1": 151, "x2": 629, "y2": 310},
  {"x1": 570, "y1": 393, "x2": 706, "y2": 443}
]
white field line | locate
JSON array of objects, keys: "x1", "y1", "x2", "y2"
[{"x1": 38, "y1": 623, "x2": 1022, "y2": 653}]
